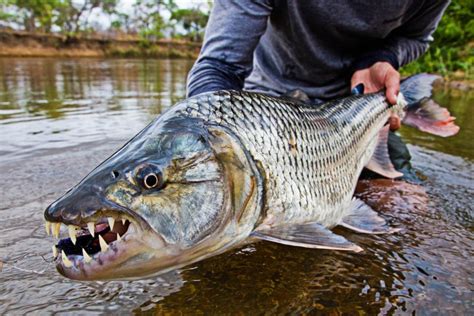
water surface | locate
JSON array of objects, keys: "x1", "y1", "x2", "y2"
[{"x1": 0, "y1": 58, "x2": 472, "y2": 314}]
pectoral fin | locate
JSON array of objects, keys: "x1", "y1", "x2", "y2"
[
  {"x1": 251, "y1": 222, "x2": 363, "y2": 252},
  {"x1": 365, "y1": 125, "x2": 403, "y2": 179},
  {"x1": 339, "y1": 198, "x2": 400, "y2": 234}
]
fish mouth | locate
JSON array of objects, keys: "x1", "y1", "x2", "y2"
[{"x1": 44, "y1": 210, "x2": 159, "y2": 280}]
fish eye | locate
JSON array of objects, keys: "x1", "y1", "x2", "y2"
[
  {"x1": 144, "y1": 173, "x2": 159, "y2": 189},
  {"x1": 136, "y1": 164, "x2": 164, "y2": 190}
]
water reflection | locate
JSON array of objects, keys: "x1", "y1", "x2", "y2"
[
  {"x1": 400, "y1": 88, "x2": 474, "y2": 161},
  {"x1": 0, "y1": 58, "x2": 472, "y2": 314},
  {"x1": 0, "y1": 58, "x2": 194, "y2": 162}
]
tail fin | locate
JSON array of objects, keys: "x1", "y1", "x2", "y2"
[{"x1": 400, "y1": 74, "x2": 459, "y2": 137}]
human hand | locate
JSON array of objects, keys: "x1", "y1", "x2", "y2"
[{"x1": 351, "y1": 61, "x2": 401, "y2": 130}]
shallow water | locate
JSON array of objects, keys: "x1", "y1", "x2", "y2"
[{"x1": 0, "y1": 58, "x2": 472, "y2": 315}]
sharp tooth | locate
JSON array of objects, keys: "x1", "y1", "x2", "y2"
[
  {"x1": 82, "y1": 248, "x2": 92, "y2": 263},
  {"x1": 108, "y1": 217, "x2": 115, "y2": 230},
  {"x1": 87, "y1": 222, "x2": 95, "y2": 237},
  {"x1": 117, "y1": 233, "x2": 121, "y2": 242},
  {"x1": 52, "y1": 245, "x2": 58, "y2": 258},
  {"x1": 68, "y1": 225, "x2": 77, "y2": 245},
  {"x1": 61, "y1": 250, "x2": 73, "y2": 268},
  {"x1": 45, "y1": 221, "x2": 51, "y2": 236},
  {"x1": 121, "y1": 218, "x2": 126, "y2": 225},
  {"x1": 98, "y1": 234, "x2": 108, "y2": 252},
  {"x1": 52, "y1": 223, "x2": 61, "y2": 238}
]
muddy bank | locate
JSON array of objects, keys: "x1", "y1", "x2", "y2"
[{"x1": 0, "y1": 30, "x2": 200, "y2": 58}]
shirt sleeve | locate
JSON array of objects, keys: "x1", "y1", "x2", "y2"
[
  {"x1": 352, "y1": 0, "x2": 450, "y2": 71},
  {"x1": 186, "y1": 0, "x2": 273, "y2": 97}
]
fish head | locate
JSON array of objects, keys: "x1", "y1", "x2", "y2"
[{"x1": 44, "y1": 116, "x2": 261, "y2": 280}]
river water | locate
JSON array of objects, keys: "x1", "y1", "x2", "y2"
[{"x1": 0, "y1": 58, "x2": 472, "y2": 315}]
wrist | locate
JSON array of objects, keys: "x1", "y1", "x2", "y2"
[{"x1": 351, "y1": 49, "x2": 399, "y2": 73}]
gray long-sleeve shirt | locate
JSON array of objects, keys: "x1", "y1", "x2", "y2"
[{"x1": 187, "y1": 0, "x2": 449, "y2": 103}]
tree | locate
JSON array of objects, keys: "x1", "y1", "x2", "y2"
[
  {"x1": 130, "y1": 0, "x2": 176, "y2": 41},
  {"x1": 3, "y1": 0, "x2": 60, "y2": 32},
  {"x1": 55, "y1": 0, "x2": 118, "y2": 35},
  {"x1": 110, "y1": 12, "x2": 131, "y2": 33},
  {"x1": 170, "y1": 7, "x2": 209, "y2": 42},
  {"x1": 0, "y1": 0, "x2": 15, "y2": 28}
]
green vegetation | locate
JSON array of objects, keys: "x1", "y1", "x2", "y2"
[{"x1": 401, "y1": 0, "x2": 473, "y2": 79}]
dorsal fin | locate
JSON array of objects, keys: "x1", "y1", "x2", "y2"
[{"x1": 365, "y1": 125, "x2": 403, "y2": 179}]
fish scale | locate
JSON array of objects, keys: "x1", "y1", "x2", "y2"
[{"x1": 171, "y1": 90, "x2": 392, "y2": 227}]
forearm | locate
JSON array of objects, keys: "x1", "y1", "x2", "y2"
[
  {"x1": 186, "y1": 0, "x2": 272, "y2": 98},
  {"x1": 187, "y1": 58, "x2": 248, "y2": 97},
  {"x1": 352, "y1": 0, "x2": 449, "y2": 71},
  {"x1": 351, "y1": 37, "x2": 429, "y2": 72},
  {"x1": 384, "y1": 36, "x2": 431, "y2": 68}
]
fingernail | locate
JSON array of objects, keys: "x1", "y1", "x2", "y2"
[{"x1": 351, "y1": 83, "x2": 364, "y2": 95}]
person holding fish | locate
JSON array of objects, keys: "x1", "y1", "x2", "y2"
[
  {"x1": 186, "y1": 0, "x2": 449, "y2": 179},
  {"x1": 42, "y1": 0, "x2": 459, "y2": 281}
]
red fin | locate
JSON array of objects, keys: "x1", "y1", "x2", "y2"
[
  {"x1": 403, "y1": 99, "x2": 460, "y2": 137},
  {"x1": 399, "y1": 74, "x2": 459, "y2": 137},
  {"x1": 366, "y1": 125, "x2": 403, "y2": 179}
]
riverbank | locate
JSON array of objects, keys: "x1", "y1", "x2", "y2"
[
  {"x1": 0, "y1": 30, "x2": 472, "y2": 89},
  {"x1": 0, "y1": 30, "x2": 200, "y2": 58}
]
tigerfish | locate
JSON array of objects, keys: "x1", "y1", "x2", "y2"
[{"x1": 44, "y1": 74, "x2": 459, "y2": 280}]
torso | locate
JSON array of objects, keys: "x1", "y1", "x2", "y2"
[{"x1": 245, "y1": 0, "x2": 421, "y2": 101}]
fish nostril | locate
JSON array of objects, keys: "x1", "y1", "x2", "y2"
[{"x1": 111, "y1": 170, "x2": 120, "y2": 179}]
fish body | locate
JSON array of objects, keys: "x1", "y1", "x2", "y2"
[
  {"x1": 173, "y1": 90, "x2": 391, "y2": 228},
  {"x1": 44, "y1": 74, "x2": 459, "y2": 280}
]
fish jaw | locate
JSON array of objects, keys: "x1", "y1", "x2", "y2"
[
  {"x1": 44, "y1": 180, "x2": 257, "y2": 281},
  {"x1": 51, "y1": 217, "x2": 246, "y2": 281},
  {"x1": 44, "y1": 193, "x2": 170, "y2": 280},
  {"x1": 53, "y1": 220, "x2": 165, "y2": 280}
]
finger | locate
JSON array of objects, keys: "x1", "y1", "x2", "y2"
[
  {"x1": 351, "y1": 71, "x2": 364, "y2": 89},
  {"x1": 385, "y1": 72, "x2": 400, "y2": 105},
  {"x1": 364, "y1": 83, "x2": 379, "y2": 93}
]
